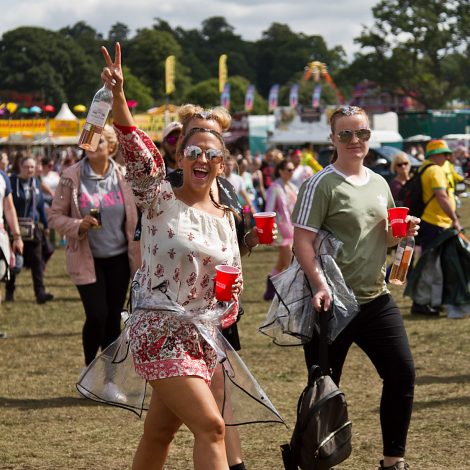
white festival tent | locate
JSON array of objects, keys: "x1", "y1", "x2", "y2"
[
  {"x1": 368, "y1": 130, "x2": 403, "y2": 148},
  {"x1": 54, "y1": 103, "x2": 78, "y2": 121},
  {"x1": 268, "y1": 112, "x2": 331, "y2": 145},
  {"x1": 268, "y1": 113, "x2": 403, "y2": 147},
  {"x1": 403, "y1": 134, "x2": 432, "y2": 142}
]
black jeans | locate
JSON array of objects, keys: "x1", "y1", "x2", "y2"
[
  {"x1": 6, "y1": 236, "x2": 46, "y2": 299},
  {"x1": 304, "y1": 294, "x2": 415, "y2": 457},
  {"x1": 418, "y1": 220, "x2": 445, "y2": 252},
  {"x1": 76, "y1": 252, "x2": 131, "y2": 366}
]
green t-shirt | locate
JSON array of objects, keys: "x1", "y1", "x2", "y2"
[{"x1": 292, "y1": 166, "x2": 395, "y2": 304}]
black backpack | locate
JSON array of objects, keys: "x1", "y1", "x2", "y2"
[
  {"x1": 281, "y1": 313, "x2": 352, "y2": 470},
  {"x1": 397, "y1": 164, "x2": 435, "y2": 217}
]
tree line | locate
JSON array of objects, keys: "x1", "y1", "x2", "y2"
[{"x1": 0, "y1": 0, "x2": 468, "y2": 113}]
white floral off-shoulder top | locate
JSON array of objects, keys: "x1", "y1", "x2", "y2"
[{"x1": 114, "y1": 125, "x2": 241, "y2": 322}]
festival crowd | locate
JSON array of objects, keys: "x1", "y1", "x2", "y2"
[{"x1": 1, "y1": 43, "x2": 469, "y2": 470}]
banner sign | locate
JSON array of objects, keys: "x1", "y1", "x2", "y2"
[
  {"x1": 289, "y1": 84, "x2": 299, "y2": 109},
  {"x1": 244, "y1": 84, "x2": 255, "y2": 112},
  {"x1": 0, "y1": 119, "x2": 80, "y2": 138},
  {"x1": 220, "y1": 83, "x2": 231, "y2": 110},
  {"x1": 219, "y1": 54, "x2": 228, "y2": 93},
  {"x1": 268, "y1": 84, "x2": 280, "y2": 112},
  {"x1": 312, "y1": 84, "x2": 322, "y2": 108},
  {"x1": 165, "y1": 55, "x2": 176, "y2": 95}
]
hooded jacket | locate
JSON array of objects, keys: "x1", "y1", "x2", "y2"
[
  {"x1": 405, "y1": 229, "x2": 470, "y2": 306},
  {"x1": 48, "y1": 160, "x2": 141, "y2": 285}
]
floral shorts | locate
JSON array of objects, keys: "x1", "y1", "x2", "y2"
[{"x1": 129, "y1": 310, "x2": 218, "y2": 384}]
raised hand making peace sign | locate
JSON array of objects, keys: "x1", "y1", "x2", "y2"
[
  {"x1": 100, "y1": 42, "x2": 134, "y2": 127},
  {"x1": 101, "y1": 42, "x2": 123, "y2": 95}
]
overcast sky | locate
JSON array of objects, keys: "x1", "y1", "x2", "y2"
[{"x1": 0, "y1": 0, "x2": 378, "y2": 58}]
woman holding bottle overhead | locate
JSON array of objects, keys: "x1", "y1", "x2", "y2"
[
  {"x1": 167, "y1": 104, "x2": 271, "y2": 470},
  {"x1": 101, "y1": 43, "x2": 245, "y2": 470},
  {"x1": 292, "y1": 106, "x2": 419, "y2": 470}
]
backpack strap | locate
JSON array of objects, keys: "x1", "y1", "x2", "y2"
[
  {"x1": 318, "y1": 308, "x2": 329, "y2": 376},
  {"x1": 419, "y1": 163, "x2": 436, "y2": 209}
]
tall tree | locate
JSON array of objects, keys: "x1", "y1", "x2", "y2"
[
  {"x1": 174, "y1": 17, "x2": 257, "y2": 84},
  {"x1": 121, "y1": 66, "x2": 154, "y2": 112},
  {"x1": 352, "y1": 0, "x2": 470, "y2": 108},
  {"x1": 59, "y1": 21, "x2": 103, "y2": 59},
  {"x1": 255, "y1": 23, "x2": 346, "y2": 97},
  {"x1": 0, "y1": 27, "x2": 99, "y2": 106},
  {"x1": 125, "y1": 28, "x2": 191, "y2": 103},
  {"x1": 108, "y1": 22, "x2": 130, "y2": 45}
]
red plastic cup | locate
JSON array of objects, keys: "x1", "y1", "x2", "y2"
[
  {"x1": 388, "y1": 207, "x2": 409, "y2": 237},
  {"x1": 253, "y1": 212, "x2": 276, "y2": 244},
  {"x1": 215, "y1": 265, "x2": 240, "y2": 301}
]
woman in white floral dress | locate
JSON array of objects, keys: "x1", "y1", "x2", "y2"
[{"x1": 102, "y1": 44, "x2": 242, "y2": 470}]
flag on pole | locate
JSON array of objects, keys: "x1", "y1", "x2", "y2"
[
  {"x1": 289, "y1": 84, "x2": 299, "y2": 109},
  {"x1": 312, "y1": 84, "x2": 322, "y2": 108},
  {"x1": 165, "y1": 56, "x2": 176, "y2": 95},
  {"x1": 244, "y1": 84, "x2": 255, "y2": 112},
  {"x1": 268, "y1": 84, "x2": 279, "y2": 111},
  {"x1": 221, "y1": 83, "x2": 231, "y2": 110},
  {"x1": 219, "y1": 54, "x2": 228, "y2": 93}
]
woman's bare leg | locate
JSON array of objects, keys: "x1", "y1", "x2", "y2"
[
  {"x1": 132, "y1": 388, "x2": 182, "y2": 470},
  {"x1": 150, "y1": 375, "x2": 229, "y2": 470},
  {"x1": 211, "y1": 363, "x2": 244, "y2": 466}
]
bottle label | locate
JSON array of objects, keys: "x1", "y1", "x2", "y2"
[{"x1": 86, "y1": 101, "x2": 111, "y2": 127}]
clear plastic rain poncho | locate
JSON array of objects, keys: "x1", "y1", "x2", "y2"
[
  {"x1": 259, "y1": 230, "x2": 359, "y2": 346},
  {"x1": 77, "y1": 276, "x2": 284, "y2": 426}
]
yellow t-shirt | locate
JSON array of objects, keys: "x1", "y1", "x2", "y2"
[
  {"x1": 421, "y1": 160, "x2": 454, "y2": 228},
  {"x1": 443, "y1": 160, "x2": 464, "y2": 191}
]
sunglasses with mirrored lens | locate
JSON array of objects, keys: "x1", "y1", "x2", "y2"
[
  {"x1": 337, "y1": 128, "x2": 371, "y2": 144},
  {"x1": 183, "y1": 145, "x2": 224, "y2": 162},
  {"x1": 165, "y1": 134, "x2": 179, "y2": 145},
  {"x1": 396, "y1": 162, "x2": 409, "y2": 167}
]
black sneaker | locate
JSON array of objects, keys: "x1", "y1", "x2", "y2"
[
  {"x1": 379, "y1": 459, "x2": 410, "y2": 470},
  {"x1": 4, "y1": 291, "x2": 14, "y2": 302},
  {"x1": 37, "y1": 293, "x2": 54, "y2": 304},
  {"x1": 411, "y1": 302, "x2": 439, "y2": 316}
]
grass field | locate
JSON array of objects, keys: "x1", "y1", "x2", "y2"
[{"x1": 1, "y1": 204, "x2": 469, "y2": 469}]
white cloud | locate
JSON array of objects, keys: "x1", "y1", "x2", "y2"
[{"x1": 0, "y1": 0, "x2": 377, "y2": 57}]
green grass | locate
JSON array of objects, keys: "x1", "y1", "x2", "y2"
[{"x1": 1, "y1": 202, "x2": 470, "y2": 469}]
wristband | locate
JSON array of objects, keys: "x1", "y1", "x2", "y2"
[{"x1": 243, "y1": 230, "x2": 258, "y2": 256}]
